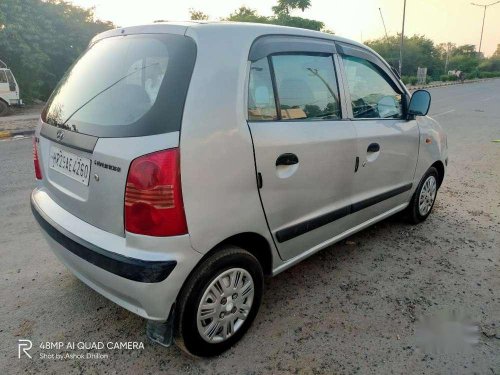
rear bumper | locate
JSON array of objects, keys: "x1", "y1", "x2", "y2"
[
  {"x1": 31, "y1": 204, "x2": 177, "y2": 283},
  {"x1": 31, "y1": 187, "x2": 203, "y2": 320}
]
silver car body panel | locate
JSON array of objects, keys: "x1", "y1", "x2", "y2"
[
  {"x1": 31, "y1": 186, "x2": 203, "y2": 320},
  {"x1": 414, "y1": 115, "x2": 448, "y2": 179},
  {"x1": 180, "y1": 25, "x2": 277, "y2": 256},
  {"x1": 349, "y1": 118, "x2": 419, "y2": 225},
  {"x1": 249, "y1": 119, "x2": 358, "y2": 261},
  {"x1": 33, "y1": 22, "x2": 448, "y2": 321},
  {"x1": 37, "y1": 129, "x2": 180, "y2": 236}
]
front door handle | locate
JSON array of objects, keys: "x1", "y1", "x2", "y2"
[
  {"x1": 276, "y1": 153, "x2": 299, "y2": 166},
  {"x1": 367, "y1": 143, "x2": 380, "y2": 153}
]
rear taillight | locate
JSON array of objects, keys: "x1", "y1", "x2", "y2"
[
  {"x1": 125, "y1": 148, "x2": 187, "y2": 237},
  {"x1": 33, "y1": 137, "x2": 42, "y2": 180}
]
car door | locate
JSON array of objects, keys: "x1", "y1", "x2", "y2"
[
  {"x1": 247, "y1": 36, "x2": 358, "y2": 261},
  {"x1": 337, "y1": 43, "x2": 419, "y2": 224}
]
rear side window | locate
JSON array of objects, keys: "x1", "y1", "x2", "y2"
[
  {"x1": 43, "y1": 34, "x2": 196, "y2": 138},
  {"x1": 248, "y1": 58, "x2": 278, "y2": 121},
  {"x1": 342, "y1": 55, "x2": 403, "y2": 119},
  {"x1": 272, "y1": 54, "x2": 341, "y2": 120},
  {"x1": 0, "y1": 71, "x2": 6, "y2": 83}
]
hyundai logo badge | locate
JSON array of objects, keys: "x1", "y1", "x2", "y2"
[{"x1": 56, "y1": 130, "x2": 64, "y2": 141}]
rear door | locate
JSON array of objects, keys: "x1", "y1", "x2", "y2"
[
  {"x1": 37, "y1": 32, "x2": 196, "y2": 236},
  {"x1": 337, "y1": 43, "x2": 419, "y2": 223},
  {"x1": 247, "y1": 36, "x2": 358, "y2": 261}
]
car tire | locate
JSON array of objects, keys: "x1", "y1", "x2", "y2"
[
  {"x1": 0, "y1": 100, "x2": 9, "y2": 117},
  {"x1": 174, "y1": 245, "x2": 263, "y2": 357},
  {"x1": 407, "y1": 166, "x2": 439, "y2": 224}
]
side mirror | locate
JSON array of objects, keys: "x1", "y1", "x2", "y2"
[{"x1": 408, "y1": 90, "x2": 431, "y2": 117}]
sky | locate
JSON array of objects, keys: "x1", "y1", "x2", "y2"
[{"x1": 70, "y1": 0, "x2": 500, "y2": 56}]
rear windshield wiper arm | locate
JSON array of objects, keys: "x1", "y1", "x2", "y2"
[{"x1": 61, "y1": 63, "x2": 158, "y2": 126}]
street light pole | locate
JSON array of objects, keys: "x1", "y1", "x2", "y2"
[
  {"x1": 379, "y1": 8, "x2": 388, "y2": 39},
  {"x1": 399, "y1": 0, "x2": 407, "y2": 75},
  {"x1": 471, "y1": 1, "x2": 500, "y2": 55}
]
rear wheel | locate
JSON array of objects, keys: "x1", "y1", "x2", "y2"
[
  {"x1": 174, "y1": 246, "x2": 263, "y2": 357},
  {"x1": 0, "y1": 100, "x2": 9, "y2": 117},
  {"x1": 407, "y1": 167, "x2": 439, "y2": 224}
]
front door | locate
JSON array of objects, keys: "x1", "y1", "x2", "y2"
[
  {"x1": 339, "y1": 48, "x2": 419, "y2": 224},
  {"x1": 247, "y1": 46, "x2": 358, "y2": 261}
]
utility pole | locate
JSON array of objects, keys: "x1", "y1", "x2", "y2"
[
  {"x1": 379, "y1": 8, "x2": 388, "y2": 39},
  {"x1": 471, "y1": 1, "x2": 500, "y2": 55},
  {"x1": 399, "y1": 0, "x2": 407, "y2": 75}
]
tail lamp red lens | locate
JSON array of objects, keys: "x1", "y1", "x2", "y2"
[
  {"x1": 33, "y1": 137, "x2": 42, "y2": 180},
  {"x1": 125, "y1": 148, "x2": 187, "y2": 237}
]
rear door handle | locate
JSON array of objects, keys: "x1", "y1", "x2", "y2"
[
  {"x1": 276, "y1": 153, "x2": 299, "y2": 166},
  {"x1": 367, "y1": 143, "x2": 380, "y2": 153}
]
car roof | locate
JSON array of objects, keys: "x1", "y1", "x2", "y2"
[{"x1": 91, "y1": 21, "x2": 367, "y2": 50}]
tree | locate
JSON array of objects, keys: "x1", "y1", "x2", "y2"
[
  {"x1": 225, "y1": 7, "x2": 271, "y2": 24},
  {"x1": 451, "y1": 44, "x2": 477, "y2": 57},
  {"x1": 189, "y1": 9, "x2": 209, "y2": 21},
  {"x1": 225, "y1": 2, "x2": 327, "y2": 33},
  {"x1": 274, "y1": 14, "x2": 324, "y2": 31},
  {"x1": 493, "y1": 44, "x2": 500, "y2": 57},
  {"x1": 366, "y1": 35, "x2": 442, "y2": 77},
  {"x1": 0, "y1": 0, "x2": 113, "y2": 100},
  {"x1": 272, "y1": 0, "x2": 312, "y2": 15}
]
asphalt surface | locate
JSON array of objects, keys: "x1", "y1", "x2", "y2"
[{"x1": 0, "y1": 80, "x2": 499, "y2": 374}]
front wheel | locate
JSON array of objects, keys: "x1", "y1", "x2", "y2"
[
  {"x1": 407, "y1": 167, "x2": 439, "y2": 224},
  {"x1": 174, "y1": 246, "x2": 263, "y2": 357}
]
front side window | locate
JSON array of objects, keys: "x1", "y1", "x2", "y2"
[
  {"x1": 248, "y1": 58, "x2": 278, "y2": 121},
  {"x1": 271, "y1": 54, "x2": 341, "y2": 120},
  {"x1": 342, "y1": 56, "x2": 403, "y2": 119}
]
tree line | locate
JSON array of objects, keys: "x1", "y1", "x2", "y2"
[
  {"x1": 190, "y1": 0, "x2": 333, "y2": 34},
  {"x1": 194, "y1": 1, "x2": 500, "y2": 83},
  {"x1": 0, "y1": 0, "x2": 498, "y2": 101},
  {"x1": 365, "y1": 36, "x2": 500, "y2": 84},
  {"x1": 0, "y1": 0, "x2": 113, "y2": 101}
]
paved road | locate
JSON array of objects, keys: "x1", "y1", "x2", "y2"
[
  {"x1": 0, "y1": 80, "x2": 499, "y2": 374},
  {"x1": 0, "y1": 114, "x2": 39, "y2": 123}
]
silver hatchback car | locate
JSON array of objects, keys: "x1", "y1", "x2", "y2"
[{"x1": 31, "y1": 22, "x2": 447, "y2": 356}]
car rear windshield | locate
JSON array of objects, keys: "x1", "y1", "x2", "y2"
[{"x1": 42, "y1": 34, "x2": 196, "y2": 137}]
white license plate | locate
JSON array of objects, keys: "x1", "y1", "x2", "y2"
[{"x1": 49, "y1": 146, "x2": 91, "y2": 185}]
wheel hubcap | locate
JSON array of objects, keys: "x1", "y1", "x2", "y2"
[
  {"x1": 418, "y1": 175, "x2": 437, "y2": 216},
  {"x1": 197, "y1": 268, "x2": 254, "y2": 343}
]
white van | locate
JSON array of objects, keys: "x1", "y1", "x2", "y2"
[{"x1": 0, "y1": 59, "x2": 22, "y2": 116}]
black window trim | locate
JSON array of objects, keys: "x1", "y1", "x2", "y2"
[
  {"x1": 249, "y1": 34, "x2": 337, "y2": 62},
  {"x1": 267, "y1": 55, "x2": 281, "y2": 121},
  {"x1": 336, "y1": 42, "x2": 410, "y2": 121},
  {"x1": 248, "y1": 50, "x2": 344, "y2": 123}
]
